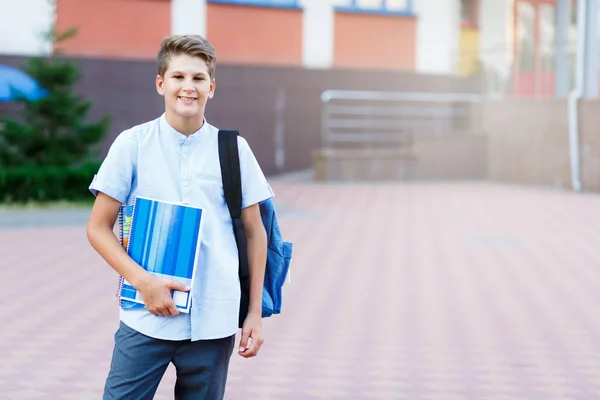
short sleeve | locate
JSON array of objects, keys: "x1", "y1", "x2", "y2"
[
  {"x1": 89, "y1": 129, "x2": 137, "y2": 204},
  {"x1": 238, "y1": 137, "x2": 274, "y2": 209}
]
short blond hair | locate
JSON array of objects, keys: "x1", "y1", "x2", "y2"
[{"x1": 157, "y1": 35, "x2": 217, "y2": 79}]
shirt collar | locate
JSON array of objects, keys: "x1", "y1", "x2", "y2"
[{"x1": 159, "y1": 113, "x2": 209, "y2": 144}]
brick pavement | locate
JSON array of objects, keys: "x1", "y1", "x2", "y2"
[{"x1": 1, "y1": 180, "x2": 600, "y2": 399}]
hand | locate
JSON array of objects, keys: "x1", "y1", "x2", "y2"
[
  {"x1": 137, "y1": 274, "x2": 189, "y2": 317},
  {"x1": 238, "y1": 313, "x2": 264, "y2": 358}
]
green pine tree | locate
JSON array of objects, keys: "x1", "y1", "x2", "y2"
[{"x1": 0, "y1": 3, "x2": 109, "y2": 168}]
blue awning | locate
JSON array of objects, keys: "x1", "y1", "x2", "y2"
[{"x1": 0, "y1": 64, "x2": 48, "y2": 102}]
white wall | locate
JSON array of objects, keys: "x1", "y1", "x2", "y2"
[
  {"x1": 414, "y1": 0, "x2": 461, "y2": 74},
  {"x1": 171, "y1": 0, "x2": 207, "y2": 37},
  {"x1": 0, "y1": 0, "x2": 54, "y2": 56}
]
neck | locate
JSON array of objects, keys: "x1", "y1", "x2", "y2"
[{"x1": 165, "y1": 111, "x2": 205, "y2": 136}]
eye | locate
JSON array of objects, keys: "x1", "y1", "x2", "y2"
[
  {"x1": 173, "y1": 75, "x2": 183, "y2": 79},
  {"x1": 194, "y1": 77, "x2": 204, "y2": 81}
]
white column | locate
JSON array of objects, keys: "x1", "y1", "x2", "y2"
[
  {"x1": 414, "y1": 0, "x2": 461, "y2": 74},
  {"x1": 583, "y1": 0, "x2": 599, "y2": 98},
  {"x1": 171, "y1": 0, "x2": 207, "y2": 37},
  {"x1": 478, "y1": 0, "x2": 514, "y2": 88},
  {"x1": 0, "y1": 0, "x2": 54, "y2": 56},
  {"x1": 300, "y1": 0, "x2": 334, "y2": 69},
  {"x1": 555, "y1": 0, "x2": 571, "y2": 97}
]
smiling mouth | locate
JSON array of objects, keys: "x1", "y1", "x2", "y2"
[{"x1": 178, "y1": 96, "x2": 197, "y2": 101}]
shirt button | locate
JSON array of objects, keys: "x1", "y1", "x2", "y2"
[{"x1": 182, "y1": 154, "x2": 187, "y2": 159}]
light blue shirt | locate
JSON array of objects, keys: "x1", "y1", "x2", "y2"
[{"x1": 89, "y1": 114, "x2": 273, "y2": 341}]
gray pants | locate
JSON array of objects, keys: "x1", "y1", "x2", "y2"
[{"x1": 104, "y1": 322, "x2": 235, "y2": 400}]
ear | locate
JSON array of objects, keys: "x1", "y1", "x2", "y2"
[
  {"x1": 208, "y1": 78, "x2": 216, "y2": 100},
  {"x1": 156, "y1": 74, "x2": 165, "y2": 96}
]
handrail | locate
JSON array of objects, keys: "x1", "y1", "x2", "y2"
[
  {"x1": 321, "y1": 90, "x2": 481, "y2": 103},
  {"x1": 320, "y1": 90, "x2": 482, "y2": 147}
]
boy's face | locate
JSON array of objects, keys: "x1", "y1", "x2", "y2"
[{"x1": 156, "y1": 54, "x2": 215, "y2": 121}]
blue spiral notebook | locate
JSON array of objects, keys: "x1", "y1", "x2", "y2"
[{"x1": 117, "y1": 196, "x2": 204, "y2": 313}]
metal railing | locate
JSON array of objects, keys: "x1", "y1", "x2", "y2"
[{"x1": 320, "y1": 90, "x2": 482, "y2": 149}]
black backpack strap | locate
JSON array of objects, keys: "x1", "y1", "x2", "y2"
[{"x1": 218, "y1": 130, "x2": 250, "y2": 328}]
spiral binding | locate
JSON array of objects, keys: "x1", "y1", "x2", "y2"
[
  {"x1": 116, "y1": 197, "x2": 137, "y2": 307},
  {"x1": 116, "y1": 206, "x2": 125, "y2": 306}
]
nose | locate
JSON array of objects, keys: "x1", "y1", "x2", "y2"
[{"x1": 183, "y1": 78, "x2": 196, "y2": 92}]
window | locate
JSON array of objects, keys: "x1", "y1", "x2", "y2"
[
  {"x1": 386, "y1": 0, "x2": 410, "y2": 12},
  {"x1": 460, "y1": 0, "x2": 478, "y2": 28},
  {"x1": 356, "y1": 0, "x2": 383, "y2": 7},
  {"x1": 517, "y1": 1, "x2": 536, "y2": 70},
  {"x1": 335, "y1": 0, "x2": 413, "y2": 15},
  {"x1": 207, "y1": 0, "x2": 299, "y2": 8},
  {"x1": 539, "y1": 3, "x2": 555, "y2": 72}
]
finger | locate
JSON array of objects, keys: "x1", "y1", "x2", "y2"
[
  {"x1": 246, "y1": 337, "x2": 257, "y2": 354},
  {"x1": 246, "y1": 336, "x2": 263, "y2": 357},
  {"x1": 166, "y1": 280, "x2": 190, "y2": 292},
  {"x1": 167, "y1": 302, "x2": 180, "y2": 317},
  {"x1": 151, "y1": 309, "x2": 164, "y2": 317},
  {"x1": 239, "y1": 338, "x2": 260, "y2": 358},
  {"x1": 239, "y1": 330, "x2": 251, "y2": 353},
  {"x1": 154, "y1": 304, "x2": 170, "y2": 317},
  {"x1": 158, "y1": 303, "x2": 175, "y2": 317},
  {"x1": 239, "y1": 344, "x2": 254, "y2": 358}
]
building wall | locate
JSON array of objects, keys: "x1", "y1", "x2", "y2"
[
  {"x1": 0, "y1": 0, "x2": 446, "y2": 74},
  {"x1": 411, "y1": 134, "x2": 488, "y2": 180},
  {"x1": 172, "y1": 0, "x2": 207, "y2": 36},
  {"x1": 478, "y1": 0, "x2": 513, "y2": 86},
  {"x1": 459, "y1": 27, "x2": 480, "y2": 76},
  {"x1": 485, "y1": 99, "x2": 570, "y2": 188},
  {"x1": 55, "y1": 0, "x2": 171, "y2": 59},
  {"x1": 414, "y1": 0, "x2": 462, "y2": 74},
  {"x1": 0, "y1": 53, "x2": 481, "y2": 176},
  {"x1": 458, "y1": 0, "x2": 482, "y2": 77},
  {"x1": 0, "y1": 0, "x2": 54, "y2": 56},
  {"x1": 301, "y1": 0, "x2": 334, "y2": 69},
  {"x1": 206, "y1": 3, "x2": 303, "y2": 66},
  {"x1": 484, "y1": 98, "x2": 600, "y2": 191},
  {"x1": 579, "y1": 101, "x2": 600, "y2": 189},
  {"x1": 333, "y1": 12, "x2": 416, "y2": 70}
]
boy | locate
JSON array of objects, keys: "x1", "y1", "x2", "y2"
[{"x1": 86, "y1": 35, "x2": 272, "y2": 399}]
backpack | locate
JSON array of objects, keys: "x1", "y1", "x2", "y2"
[{"x1": 218, "y1": 130, "x2": 293, "y2": 328}]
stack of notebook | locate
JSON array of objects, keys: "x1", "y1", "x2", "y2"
[{"x1": 117, "y1": 196, "x2": 204, "y2": 313}]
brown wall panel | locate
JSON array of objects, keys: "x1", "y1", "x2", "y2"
[
  {"x1": 333, "y1": 11, "x2": 416, "y2": 71},
  {"x1": 207, "y1": 3, "x2": 302, "y2": 66},
  {"x1": 483, "y1": 99, "x2": 600, "y2": 191},
  {"x1": 56, "y1": 0, "x2": 170, "y2": 59},
  {"x1": 484, "y1": 99, "x2": 570, "y2": 188},
  {"x1": 0, "y1": 55, "x2": 481, "y2": 176}
]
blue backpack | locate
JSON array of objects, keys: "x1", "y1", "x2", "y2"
[{"x1": 218, "y1": 130, "x2": 293, "y2": 328}]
